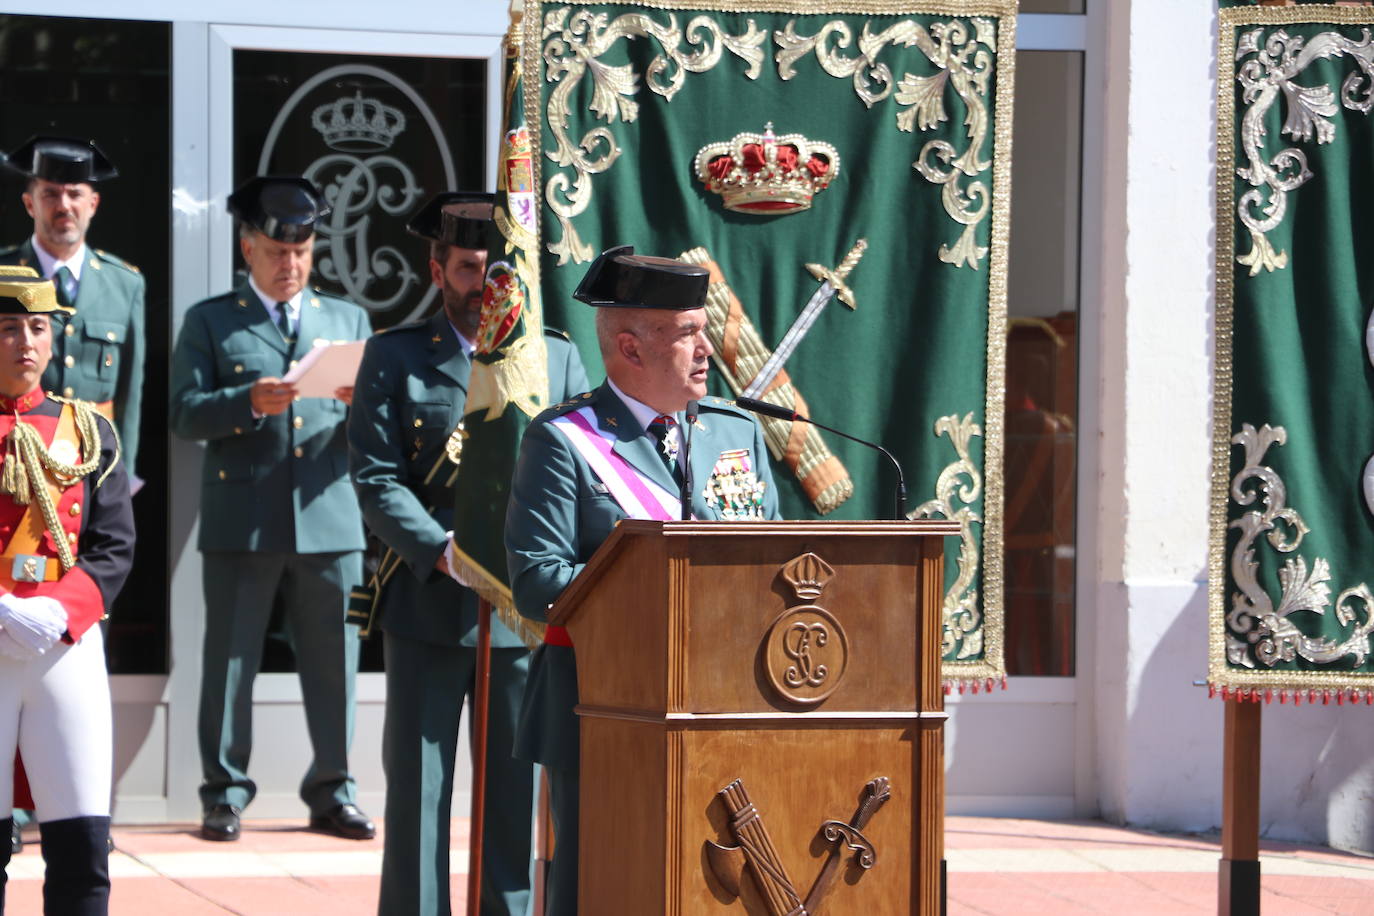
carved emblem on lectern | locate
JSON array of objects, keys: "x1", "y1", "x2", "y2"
[
  {"x1": 706, "y1": 776, "x2": 892, "y2": 915},
  {"x1": 763, "y1": 553, "x2": 848, "y2": 705}
]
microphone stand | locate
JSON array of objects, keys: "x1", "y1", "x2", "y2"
[
  {"x1": 735, "y1": 396, "x2": 907, "y2": 520},
  {"x1": 681, "y1": 400, "x2": 698, "y2": 521}
]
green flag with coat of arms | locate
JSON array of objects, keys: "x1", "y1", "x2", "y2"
[{"x1": 521, "y1": 0, "x2": 1016, "y2": 687}]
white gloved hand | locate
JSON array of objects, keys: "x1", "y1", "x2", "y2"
[
  {"x1": 0, "y1": 625, "x2": 37, "y2": 661},
  {"x1": 442, "y1": 532, "x2": 473, "y2": 588},
  {"x1": 0, "y1": 593, "x2": 67, "y2": 655}
]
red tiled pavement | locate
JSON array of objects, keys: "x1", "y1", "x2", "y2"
[{"x1": 5, "y1": 815, "x2": 1373, "y2": 914}]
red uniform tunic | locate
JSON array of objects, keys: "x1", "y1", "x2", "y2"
[{"x1": 2, "y1": 386, "x2": 134, "y2": 811}]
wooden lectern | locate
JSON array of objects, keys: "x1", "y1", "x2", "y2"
[{"x1": 548, "y1": 519, "x2": 958, "y2": 915}]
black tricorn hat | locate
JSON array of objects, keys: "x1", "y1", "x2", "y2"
[
  {"x1": 406, "y1": 191, "x2": 497, "y2": 250},
  {"x1": 1, "y1": 135, "x2": 118, "y2": 184},
  {"x1": 0, "y1": 266, "x2": 71, "y2": 315},
  {"x1": 228, "y1": 176, "x2": 331, "y2": 243},
  {"x1": 572, "y1": 246, "x2": 709, "y2": 310}
]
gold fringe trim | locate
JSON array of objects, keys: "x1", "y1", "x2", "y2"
[
  {"x1": 531, "y1": 0, "x2": 1017, "y2": 13},
  {"x1": 447, "y1": 539, "x2": 547, "y2": 651}
]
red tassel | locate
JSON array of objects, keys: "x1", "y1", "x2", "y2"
[
  {"x1": 943, "y1": 683, "x2": 952, "y2": 695},
  {"x1": 1295, "y1": 691, "x2": 1303, "y2": 705},
  {"x1": 1264, "y1": 689, "x2": 1272, "y2": 704},
  {"x1": 1279, "y1": 690, "x2": 1287, "y2": 704},
  {"x1": 1221, "y1": 686, "x2": 1230, "y2": 701},
  {"x1": 1001, "y1": 676, "x2": 1008, "y2": 691},
  {"x1": 1208, "y1": 684, "x2": 1216, "y2": 699},
  {"x1": 1337, "y1": 691, "x2": 1345, "y2": 706}
]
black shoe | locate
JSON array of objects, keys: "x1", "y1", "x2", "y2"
[
  {"x1": 10, "y1": 818, "x2": 19, "y2": 854},
  {"x1": 308, "y1": 803, "x2": 375, "y2": 840},
  {"x1": 200, "y1": 804, "x2": 241, "y2": 842}
]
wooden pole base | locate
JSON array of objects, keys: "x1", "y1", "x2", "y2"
[
  {"x1": 1219, "y1": 858, "x2": 1260, "y2": 916},
  {"x1": 466, "y1": 599, "x2": 494, "y2": 915},
  {"x1": 1219, "y1": 699, "x2": 1261, "y2": 916}
]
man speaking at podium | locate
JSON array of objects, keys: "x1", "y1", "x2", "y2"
[{"x1": 504, "y1": 246, "x2": 780, "y2": 915}]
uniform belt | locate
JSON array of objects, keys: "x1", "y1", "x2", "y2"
[
  {"x1": 543, "y1": 624, "x2": 573, "y2": 647},
  {"x1": 0, "y1": 554, "x2": 63, "y2": 584}
]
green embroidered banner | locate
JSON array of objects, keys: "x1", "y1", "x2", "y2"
[
  {"x1": 1213, "y1": 4, "x2": 1374, "y2": 702},
  {"x1": 522, "y1": 0, "x2": 1015, "y2": 687},
  {"x1": 450, "y1": 29, "x2": 553, "y2": 647}
]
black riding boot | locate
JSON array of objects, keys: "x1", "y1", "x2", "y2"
[
  {"x1": 38, "y1": 816, "x2": 110, "y2": 916},
  {"x1": 0, "y1": 816, "x2": 12, "y2": 913}
]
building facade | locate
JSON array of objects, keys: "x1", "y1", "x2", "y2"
[{"x1": 2, "y1": 0, "x2": 1369, "y2": 854}]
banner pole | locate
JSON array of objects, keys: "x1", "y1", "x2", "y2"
[
  {"x1": 532, "y1": 767, "x2": 553, "y2": 914},
  {"x1": 1219, "y1": 698, "x2": 1261, "y2": 916},
  {"x1": 467, "y1": 598, "x2": 494, "y2": 914}
]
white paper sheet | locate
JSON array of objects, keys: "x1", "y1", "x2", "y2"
[{"x1": 282, "y1": 340, "x2": 366, "y2": 398}]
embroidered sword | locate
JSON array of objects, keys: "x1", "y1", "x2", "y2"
[{"x1": 740, "y1": 238, "x2": 867, "y2": 401}]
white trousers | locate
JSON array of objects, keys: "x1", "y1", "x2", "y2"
[{"x1": 0, "y1": 625, "x2": 111, "y2": 822}]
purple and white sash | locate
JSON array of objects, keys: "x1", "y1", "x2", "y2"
[{"x1": 550, "y1": 407, "x2": 681, "y2": 521}]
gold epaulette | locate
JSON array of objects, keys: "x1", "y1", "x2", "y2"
[{"x1": 48, "y1": 396, "x2": 119, "y2": 487}]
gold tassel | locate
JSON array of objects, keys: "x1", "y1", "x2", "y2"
[{"x1": 2, "y1": 422, "x2": 31, "y2": 505}]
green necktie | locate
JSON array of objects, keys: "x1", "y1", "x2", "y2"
[
  {"x1": 53, "y1": 266, "x2": 75, "y2": 309},
  {"x1": 275, "y1": 302, "x2": 295, "y2": 345}
]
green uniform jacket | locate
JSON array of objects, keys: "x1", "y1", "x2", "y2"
[
  {"x1": 347, "y1": 314, "x2": 590, "y2": 647},
  {"x1": 170, "y1": 280, "x2": 368, "y2": 554},
  {"x1": 0, "y1": 239, "x2": 146, "y2": 473},
  {"x1": 505, "y1": 383, "x2": 781, "y2": 767}
]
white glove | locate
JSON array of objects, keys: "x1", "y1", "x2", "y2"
[
  {"x1": 0, "y1": 593, "x2": 68, "y2": 655},
  {"x1": 442, "y1": 532, "x2": 473, "y2": 588},
  {"x1": 0, "y1": 625, "x2": 37, "y2": 661}
]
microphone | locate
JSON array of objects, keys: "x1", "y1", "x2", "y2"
[
  {"x1": 681, "y1": 400, "x2": 699, "y2": 521},
  {"x1": 734, "y1": 396, "x2": 908, "y2": 520}
]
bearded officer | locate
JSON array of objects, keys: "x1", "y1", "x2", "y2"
[
  {"x1": 0, "y1": 136, "x2": 145, "y2": 476},
  {"x1": 349, "y1": 191, "x2": 589, "y2": 916},
  {"x1": 504, "y1": 247, "x2": 780, "y2": 915},
  {"x1": 0, "y1": 267, "x2": 134, "y2": 915},
  {"x1": 170, "y1": 176, "x2": 373, "y2": 843}
]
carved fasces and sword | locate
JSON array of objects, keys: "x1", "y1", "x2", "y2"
[
  {"x1": 740, "y1": 238, "x2": 867, "y2": 400},
  {"x1": 706, "y1": 775, "x2": 891, "y2": 916}
]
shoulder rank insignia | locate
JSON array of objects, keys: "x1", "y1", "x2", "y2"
[{"x1": 94, "y1": 249, "x2": 141, "y2": 274}]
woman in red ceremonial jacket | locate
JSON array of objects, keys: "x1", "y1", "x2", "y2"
[{"x1": 0, "y1": 268, "x2": 134, "y2": 916}]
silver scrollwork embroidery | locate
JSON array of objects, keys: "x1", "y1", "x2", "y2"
[
  {"x1": 1234, "y1": 27, "x2": 1374, "y2": 274},
  {"x1": 1227, "y1": 423, "x2": 1374, "y2": 668},
  {"x1": 911, "y1": 413, "x2": 983, "y2": 661},
  {"x1": 541, "y1": 8, "x2": 766, "y2": 265},
  {"x1": 775, "y1": 17, "x2": 997, "y2": 268}
]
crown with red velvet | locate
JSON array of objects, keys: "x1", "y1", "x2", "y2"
[{"x1": 694, "y1": 123, "x2": 840, "y2": 215}]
